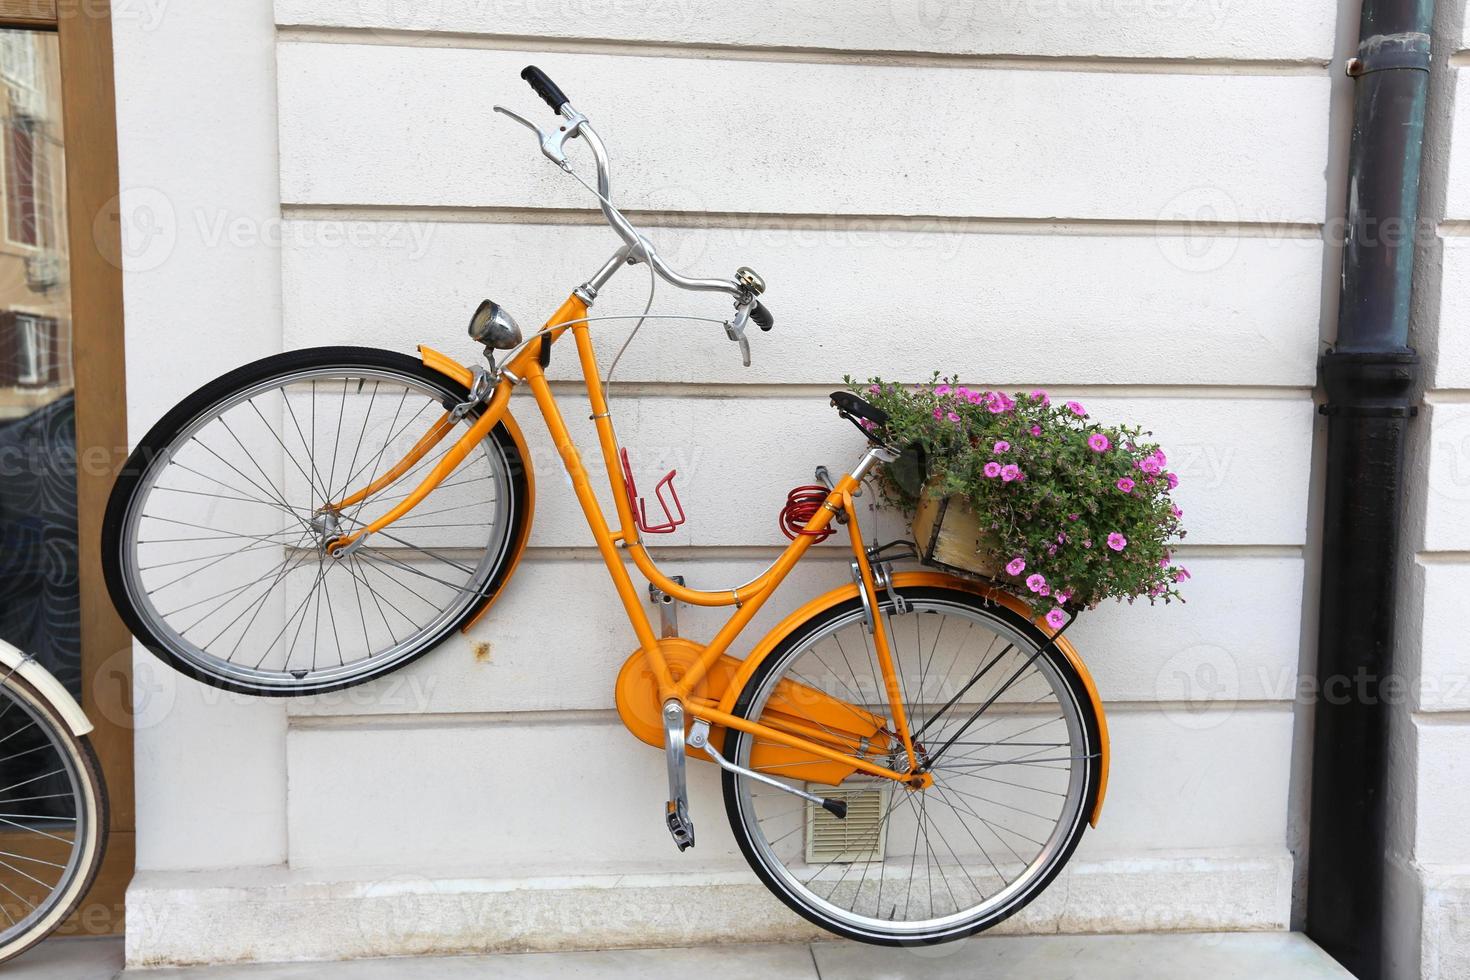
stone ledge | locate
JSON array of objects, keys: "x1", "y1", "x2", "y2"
[{"x1": 125, "y1": 849, "x2": 1292, "y2": 967}]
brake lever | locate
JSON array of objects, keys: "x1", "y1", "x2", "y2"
[
  {"x1": 725, "y1": 304, "x2": 754, "y2": 368},
  {"x1": 493, "y1": 104, "x2": 588, "y2": 170}
]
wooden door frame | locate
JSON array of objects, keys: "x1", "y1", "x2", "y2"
[{"x1": 1, "y1": 0, "x2": 134, "y2": 937}]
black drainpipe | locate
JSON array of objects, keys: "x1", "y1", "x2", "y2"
[{"x1": 1307, "y1": 1, "x2": 1433, "y2": 977}]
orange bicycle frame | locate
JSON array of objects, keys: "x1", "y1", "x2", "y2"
[{"x1": 325, "y1": 293, "x2": 934, "y2": 788}]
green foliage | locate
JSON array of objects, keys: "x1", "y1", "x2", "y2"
[{"x1": 848, "y1": 375, "x2": 1189, "y2": 614}]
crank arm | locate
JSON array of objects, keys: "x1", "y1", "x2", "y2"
[
  {"x1": 663, "y1": 700, "x2": 695, "y2": 850},
  {"x1": 688, "y1": 721, "x2": 847, "y2": 819}
]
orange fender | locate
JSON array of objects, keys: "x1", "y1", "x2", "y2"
[
  {"x1": 719, "y1": 570, "x2": 1110, "y2": 826},
  {"x1": 415, "y1": 346, "x2": 537, "y2": 631}
]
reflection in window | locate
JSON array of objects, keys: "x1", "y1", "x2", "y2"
[{"x1": 0, "y1": 29, "x2": 77, "y2": 698}]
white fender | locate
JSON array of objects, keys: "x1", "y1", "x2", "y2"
[{"x1": 0, "y1": 640, "x2": 93, "y2": 737}]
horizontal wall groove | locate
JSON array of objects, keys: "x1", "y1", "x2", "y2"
[
  {"x1": 518, "y1": 544, "x2": 1301, "y2": 562},
  {"x1": 288, "y1": 700, "x2": 1295, "y2": 731},
  {"x1": 275, "y1": 25, "x2": 1332, "y2": 77},
  {"x1": 280, "y1": 203, "x2": 1324, "y2": 239},
  {"x1": 1411, "y1": 710, "x2": 1470, "y2": 725},
  {"x1": 1438, "y1": 219, "x2": 1470, "y2": 237},
  {"x1": 537, "y1": 381, "x2": 1315, "y2": 400},
  {"x1": 1415, "y1": 551, "x2": 1470, "y2": 564},
  {"x1": 1421, "y1": 389, "x2": 1470, "y2": 404}
]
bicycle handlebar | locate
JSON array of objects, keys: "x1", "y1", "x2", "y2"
[
  {"x1": 503, "y1": 65, "x2": 773, "y2": 330},
  {"x1": 520, "y1": 65, "x2": 569, "y2": 114}
]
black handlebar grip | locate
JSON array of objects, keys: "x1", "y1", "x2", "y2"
[
  {"x1": 750, "y1": 300, "x2": 775, "y2": 332},
  {"x1": 521, "y1": 65, "x2": 570, "y2": 114}
]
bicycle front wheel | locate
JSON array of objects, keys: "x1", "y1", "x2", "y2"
[
  {"x1": 103, "y1": 347, "x2": 530, "y2": 697},
  {"x1": 722, "y1": 585, "x2": 1102, "y2": 945},
  {"x1": 0, "y1": 670, "x2": 107, "y2": 964}
]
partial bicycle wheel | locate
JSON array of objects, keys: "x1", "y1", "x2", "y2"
[
  {"x1": 0, "y1": 670, "x2": 107, "y2": 964},
  {"x1": 103, "y1": 347, "x2": 530, "y2": 697},
  {"x1": 722, "y1": 585, "x2": 1102, "y2": 945}
]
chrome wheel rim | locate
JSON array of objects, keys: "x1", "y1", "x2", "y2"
[
  {"x1": 731, "y1": 598, "x2": 1091, "y2": 940},
  {"x1": 118, "y1": 365, "x2": 515, "y2": 692},
  {"x1": 0, "y1": 682, "x2": 90, "y2": 942}
]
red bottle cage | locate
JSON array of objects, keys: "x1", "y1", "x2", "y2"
[{"x1": 619, "y1": 448, "x2": 686, "y2": 534}]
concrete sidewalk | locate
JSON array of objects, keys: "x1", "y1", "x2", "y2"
[{"x1": 20, "y1": 933, "x2": 1352, "y2": 979}]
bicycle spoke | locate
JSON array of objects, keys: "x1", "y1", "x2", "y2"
[
  {"x1": 118, "y1": 362, "x2": 516, "y2": 692},
  {"x1": 731, "y1": 596, "x2": 1091, "y2": 939}
]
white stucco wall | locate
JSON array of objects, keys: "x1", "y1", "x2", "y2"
[
  {"x1": 1388, "y1": 3, "x2": 1470, "y2": 978},
  {"x1": 111, "y1": 0, "x2": 1350, "y2": 966}
]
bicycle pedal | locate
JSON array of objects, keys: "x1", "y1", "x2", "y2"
[{"x1": 665, "y1": 799, "x2": 695, "y2": 851}]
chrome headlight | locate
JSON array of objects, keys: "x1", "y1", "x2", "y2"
[{"x1": 468, "y1": 299, "x2": 523, "y2": 350}]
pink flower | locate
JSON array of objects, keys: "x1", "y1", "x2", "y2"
[
  {"x1": 983, "y1": 461, "x2": 1002, "y2": 478},
  {"x1": 1038, "y1": 581, "x2": 1052, "y2": 593},
  {"x1": 1107, "y1": 532, "x2": 1127, "y2": 552},
  {"x1": 1166, "y1": 472, "x2": 1180, "y2": 489},
  {"x1": 985, "y1": 392, "x2": 1014, "y2": 414},
  {"x1": 1025, "y1": 573, "x2": 1047, "y2": 594},
  {"x1": 968, "y1": 391, "x2": 983, "y2": 405},
  {"x1": 1175, "y1": 567, "x2": 1192, "y2": 581},
  {"x1": 1030, "y1": 389, "x2": 1050, "y2": 406},
  {"x1": 1005, "y1": 557, "x2": 1026, "y2": 576},
  {"x1": 947, "y1": 411, "x2": 961, "y2": 423},
  {"x1": 1045, "y1": 546, "x2": 1056, "y2": 558},
  {"x1": 936, "y1": 384, "x2": 952, "y2": 396},
  {"x1": 1001, "y1": 464, "x2": 1021, "y2": 482},
  {"x1": 1140, "y1": 457, "x2": 1163, "y2": 476},
  {"x1": 1056, "y1": 588, "x2": 1074, "y2": 604},
  {"x1": 1083, "y1": 539, "x2": 1092, "y2": 548},
  {"x1": 1030, "y1": 425, "x2": 1042, "y2": 436},
  {"x1": 1087, "y1": 433, "x2": 1110, "y2": 452},
  {"x1": 1045, "y1": 607, "x2": 1066, "y2": 629},
  {"x1": 1065, "y1": 400, "x2": 1086, "y2": 417},
  {"x1": 933, "y1": 407, "x2": 944, "y2": 420},
  {"x1": 956, "y1": 386, "x2": 970, "y2": 399},
  {"x1": 1152, "y1": 449, "x2": 1167, "y2": 467},
  {"x1": 994, "y1": 440, "x2": 1010, "y2": 453},
  {"x1": 1171, "y1": 505, "x2": 1184, "y2": 518},
  {"x1": 869, "y1": 384, "x2": 881, "y2": 394},
  {"x1": 1068, "y1": 513, "x2": 1080, "y2": 521},
  {"x1": 1116, "y1": 477, "x2": 1135, "y2": 493}
]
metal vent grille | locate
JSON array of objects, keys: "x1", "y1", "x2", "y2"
[{"x1": 805, "y1": 784, "x2": 889, "y2": 863}]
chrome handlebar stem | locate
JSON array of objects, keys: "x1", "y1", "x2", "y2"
[{"x1": 575, "y1": 123, "x2": 744, "y2": 299}]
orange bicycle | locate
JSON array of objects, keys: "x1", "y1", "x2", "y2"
[{"x1": 102, "y1": 67, "x2": 1108, "y2": 944}]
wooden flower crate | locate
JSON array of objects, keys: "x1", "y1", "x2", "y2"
[{"x1": 911, "y1": 492, "x2": 1002, "y2": 580}]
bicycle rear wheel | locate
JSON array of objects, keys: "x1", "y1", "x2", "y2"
[
  {"x1": 722, "y1": 585, "x2": 1102, "y2": 945},
  {"x1": 0, "y1": 670, "x2": 107, "y2": 964},
  {"x1": 103, "y1": 347, "x2": 530, "y2": 697}
]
